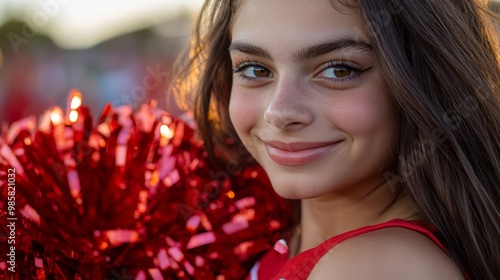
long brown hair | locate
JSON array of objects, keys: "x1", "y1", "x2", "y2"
[
  {"x1": 171, "y1": 0, "x2": 240, "y2": 163},
  {"x1": 171, "y1": 0, "x2": 500, "y2": 279}
]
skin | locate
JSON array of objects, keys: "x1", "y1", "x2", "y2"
[
  {"x1": 309, "y1": 228, "x2": 465, "y2": 279},
  {"x1": 228, "y1": 0, "x2": 464, "y2": 278}
]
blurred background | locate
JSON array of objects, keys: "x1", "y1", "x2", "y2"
[
  {"x1": 0, "y1": 0, "x2": 203, "y2": 124},
  {"x1": 0, "y1": 0, "x2": 499, "y2": 124}
]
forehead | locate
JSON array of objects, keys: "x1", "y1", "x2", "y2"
[{"x1": 231, "y1": 0, "x2": 369, "y2": 46}]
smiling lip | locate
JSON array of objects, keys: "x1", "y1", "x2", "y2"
[{"x1": 264, "y1": 141, "x2": 340, "y2": 166}]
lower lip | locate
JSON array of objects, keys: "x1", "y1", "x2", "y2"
[{"x1": 265, "y1": 143, "x2": 338, "y2": 166}]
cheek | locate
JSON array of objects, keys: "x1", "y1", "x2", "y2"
[
  {"x1": 229, "y1": 89, "x2": 266, "y2": 161},
  {"x1": 229, "y1": 88, "x2": 259, "y2": 137},
  {"x1": 325, "y1": 89, "x2": 398, "y2": 140}
]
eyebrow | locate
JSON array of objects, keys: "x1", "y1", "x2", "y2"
[
  {"x1": 228, "y1": 38, "x2": 373, "y2": 63},
  {"x1": 229, "y1": 42, "x2": 273, "y2": 60}
]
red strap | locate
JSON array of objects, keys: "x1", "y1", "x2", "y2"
[
  {"x1": 318, "y1": 219, "x2": 447, "y2": 254},
  {"x1": 272, "y1": 219, "x2": 452, "y2": 279}
]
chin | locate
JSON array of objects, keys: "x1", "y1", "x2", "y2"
[
  {"x1": 270, "y1": 180, "x2": 324, "y2": 200},
  {"x1": 273, "y1": 189, "x2": 303, "y2": 200}
]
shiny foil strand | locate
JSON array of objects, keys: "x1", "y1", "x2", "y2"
[{"x1": 0, "y1": 93, "x2": 292, "y2": 279}]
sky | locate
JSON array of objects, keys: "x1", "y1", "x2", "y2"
[
  {"x1": 0, "y1": 0, "x2": 204, "y2": 49},
  {"x1": 1, "y1": 0, "x2": 499, "y2": 49}
]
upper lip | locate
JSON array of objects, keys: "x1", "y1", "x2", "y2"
[{"x1": 263, "y1": 140, "x2": 341, "y2": 151}]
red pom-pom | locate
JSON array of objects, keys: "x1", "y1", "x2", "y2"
[{"x1": 0, "y1": 94, "x2": 291, "y2": 279}]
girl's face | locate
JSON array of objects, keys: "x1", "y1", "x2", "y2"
[{"x1": 229, "y1": 0, "x2": 399, "y2": 199}]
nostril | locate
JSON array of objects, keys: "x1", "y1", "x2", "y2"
[
  {"x1": 264, "y1": 107, "x2": 313, "y2": 130},
  {"x1": 285, "y1": 122, "x2": 303, "y2": 128},
  {"x1": 263, "y1": 93, "x2": 313, "y2": 130}
]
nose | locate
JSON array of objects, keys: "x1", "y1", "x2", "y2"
[{"x1": 263, "y1": 78, "x2": 314, "y2": 130}]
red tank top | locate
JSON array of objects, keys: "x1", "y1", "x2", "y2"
[{"x1": 246, "y1": 219, "x2": 470, "y2": 280}]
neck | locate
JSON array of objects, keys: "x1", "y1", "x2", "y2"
[{"x1": 297, "y1": 178, "x2": 417, "y2": 254}]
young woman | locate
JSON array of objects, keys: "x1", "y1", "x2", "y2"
[{"x1": 172, "y1": 0, "x2": 500, "y2": 279}]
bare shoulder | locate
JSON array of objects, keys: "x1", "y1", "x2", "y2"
[{"x1": 308, "y1": 227, "x2": 465, "y2": 280}]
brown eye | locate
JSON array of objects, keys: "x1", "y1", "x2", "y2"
[
  {"x1": 333, "y1": 67, "x2": 352, "y2": 78},
  {"x1": 237, "y1": 65, "x2": 273, "y2": 78},
  {"x1": 253, "y1": 66, "x2": 271, "y2": 77},
  {"x1": 319, "y1": 64, "x2": 359, "y2": 80}
]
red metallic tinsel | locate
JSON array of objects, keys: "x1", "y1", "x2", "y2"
[{"x1": 0, "y1": 92, "x2": 292, "y2": 279}]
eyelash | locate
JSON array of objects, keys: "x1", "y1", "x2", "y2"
[
  {"x1": 232, "y1": 59, "x2": 372, "y2": 84},
  {"x1": 317, "y1": 60, "x2": 370, "y2": 82},
  {"x1": 232, "y1": 60, "x2": 268, "y2": 81}
]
